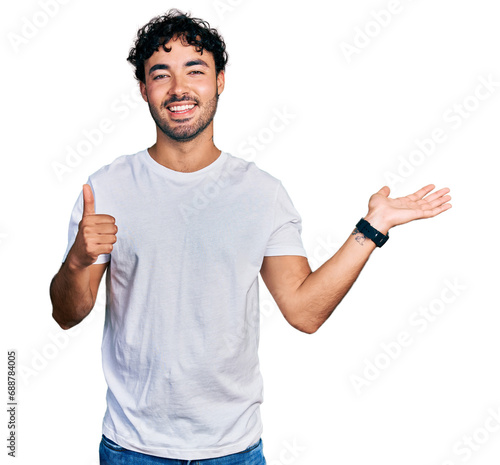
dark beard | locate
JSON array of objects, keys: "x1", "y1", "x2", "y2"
[{"x1": 148, "y1": 92, "x2": 219, "y2": 142}]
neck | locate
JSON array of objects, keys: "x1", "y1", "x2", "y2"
[{"x1": 149, "y1": 126, "x2": 221, "y2": 173}]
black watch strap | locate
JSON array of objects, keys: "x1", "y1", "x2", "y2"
[{"x1": 356, "y1": 218, "x2": 389, "y2": 247}]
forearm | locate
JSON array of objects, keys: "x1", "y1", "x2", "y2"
[
  {"x1": 50, "y1": 259, "x2": 94, "y2": 330},
  {"x1": 295, "y1": 213, "x2": 388, "y2": 333}
]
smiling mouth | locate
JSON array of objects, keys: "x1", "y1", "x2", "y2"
[{"x1": 167, "y1": 103, "x2": 197, "y2": 115}]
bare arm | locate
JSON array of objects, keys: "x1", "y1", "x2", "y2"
[
  {"x1": 50, "y1": 261, "x2": 108, "y2": 330},
  {"x1": 260, "y1": 226, "x2": 376, "y2": 334},
  {"x1": 260, "y1": 184, "x2": 452, "y2": 334},
  {"x1": 51, "y1": 184, "x2": 117, "y2": 330}
]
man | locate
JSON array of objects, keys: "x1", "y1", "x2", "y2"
[{"x1": 49, "y1": 8, "x2": 451, "y2": 465}]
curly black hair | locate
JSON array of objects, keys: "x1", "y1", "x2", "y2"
[{"x1": 127, "y1": 9, "x2": 229, "y2": 84}]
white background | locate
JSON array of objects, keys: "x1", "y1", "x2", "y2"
[{"x1": 2, "y1": 0, "x2": 499, "y2": 464}]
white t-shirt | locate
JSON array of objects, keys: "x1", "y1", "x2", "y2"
[{"x1": 62, "y1": 148, "x2": 307, "y2": 460}]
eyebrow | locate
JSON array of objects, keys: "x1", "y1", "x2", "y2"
[{"x1": 148, "y1": 59, "x2": 210, "y2": 75}]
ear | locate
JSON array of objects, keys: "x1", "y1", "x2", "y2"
[
  {"x1": 216, "y1": 70, "x2": 225, "y2": 95},
  {"x1": 139, "y1": 81, "x2": 148, "y2": 102}
]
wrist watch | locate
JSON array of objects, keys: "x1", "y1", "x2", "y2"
[{"x1": 356, "y1": 218, "x2": 389, "y2": 247}]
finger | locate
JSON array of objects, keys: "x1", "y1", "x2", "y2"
[
  {"x1": 419, "y1": 188, "x2": 451, "y2": 204},
  {"x1": 82, "y1": 184, "x2": 95, "y2": 217},
  {"x1": 94, "y1": 234, "x2": 117, "y2": 244},
  {"x1": 94, "y1": 223, "x2": 118, "y2": 234},
  {"x1": 423, "y1": 202, "x2": 452, "y2": 218},
  {"x1": 421, "y1": 195, "x2": 452, "y2": 210},
  {"x1": 91, "y1": 214, "x2": 116, "y2": 225},
  {"x1": 91, "y1": 244, "x2": 115, "y2": 256},
  {"x1": 407, "y1": 184, "x2": 435, "y2": 201},
  {"x1": 376, "y1": 186, "x2": 390, "y2": 197},
  {"x1": 417, "y1": 187, "x2": 451, "y2": 206}
]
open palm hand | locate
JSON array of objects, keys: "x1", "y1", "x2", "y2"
[{"x1": 367, "y1": 184, "x2": 452, "y2": 231}]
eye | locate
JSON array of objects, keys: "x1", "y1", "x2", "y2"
[
  {"x1": 153, "y1": 74, "x2": 167, "y2": 80},
  {"x1": 190, "y1": 70, "x2": 203, "y2": 75}
]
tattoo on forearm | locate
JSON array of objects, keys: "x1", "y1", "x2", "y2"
[{"x1": 352, "y1": 228, "x2": 366, "y2": 246}]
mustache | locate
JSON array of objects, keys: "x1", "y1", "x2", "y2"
[{"x1": 163, "y1": 97, "x2": 198, "y2": 107}]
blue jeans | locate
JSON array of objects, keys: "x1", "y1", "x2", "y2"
[{"x1": 99, "y1": 435, "x2": 267, "y2": 465}]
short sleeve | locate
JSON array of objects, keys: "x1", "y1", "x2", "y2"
[
  {"x1": 264, "y1": 182, "x2": 307, "y2": 257},
  {"x1": 61, "y1": 179, "x2": 111, "y2": 265}
]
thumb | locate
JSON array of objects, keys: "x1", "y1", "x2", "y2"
[
  {"x1": 82, "y1": 184, "x2": 95, "y2": 216},
  {"x1": 376, "y1": 185, "x2": 390, "y2": 197}
]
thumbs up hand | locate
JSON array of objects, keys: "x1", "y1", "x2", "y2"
[
  {"x1": 67, "y1": 184, "x2": 118, "y2": 270},
  {"x1": 82, "y1": 183, "x2": 96, "y2": 216}
]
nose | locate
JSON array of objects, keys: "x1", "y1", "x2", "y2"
[{"x1": 167, "y1": 73, "x2": 190, "y2": 99}]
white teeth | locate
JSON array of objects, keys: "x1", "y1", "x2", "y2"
[{"x1": 168, "y1": 104, "x2": 195, "y2": 112}]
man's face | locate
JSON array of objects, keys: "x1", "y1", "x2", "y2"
[{"x1": 140, "y1": 34, "x2": 225, "y2": 142}]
